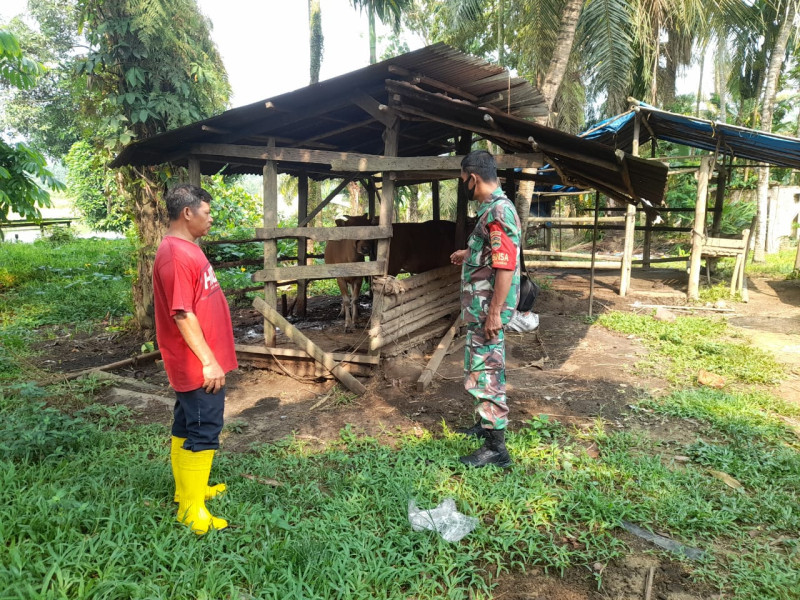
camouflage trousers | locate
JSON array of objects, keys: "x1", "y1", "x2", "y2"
[{"x1": 464, "y1": 323, "x2": 508, "y2": 430}]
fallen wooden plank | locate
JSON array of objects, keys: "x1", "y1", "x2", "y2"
[
  {"x1": 252, "y1": 297, "x2": 367, "y2": 395},
  {"x1": 56, "y1": 350, "x2": 163, "y2": 383},
  {"x1": 235, "y1": 344, "x2": 379, "y2": 365},
  {"x1": 417, "y1": 316, "x2": 461, "y2": 392}
]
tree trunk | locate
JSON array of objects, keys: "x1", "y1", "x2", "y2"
[
  {"x1": 754, "y1": 0, "x2": 795, "y2": 262},
  {"x1": 309, "y1": 0, "x2": 323, "y2": 83},
  {"x1": 129, "y1": 166, "x2": 167, "y2": 332},
  {"x1": 518, "y1": 0, "x2": 584, "y2": 226},
  {"x1": 538, "y1": 0, "x2": 584, "y2": 116},
  {"x1": 408, "y1": 184, "x2": 419, "y2": 222},
  {"x1": 368, "y1": 5, "x2": 376, "y2": 64}
]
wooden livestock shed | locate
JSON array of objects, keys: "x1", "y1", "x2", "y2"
[
  {"x1": 112, "y1": 44, "x2": 668, "y2": 392},
  {"x1": 575, "y1": 99, "x2": 800, "y2": 300}
]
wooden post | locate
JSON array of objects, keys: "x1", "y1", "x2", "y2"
[
  {"x1": 795, "y1": 241, "x2": 800, "y2": 271},
  {"x1": 710, "y1": 165, "x2": 727, "y2": 237},
  {"x1": 619, "y1": 204, "x2": 637, "y2": 296},
  {"x1": 295, "y1": 172, "x2": 309, "y2": 317},
  {"x1": 369, "y1": 116, "x2": 399, "y2": 355},
  {"x1": 188, "y1": 156, "x2": 201, "y2": 187},
  {"x1": 432, "y1": 180, "x2": 440, "y2": 221},
  {"x1": 367, "y1": 177, "x2": 376, "y2": 221},
  {"x1": 619, "y1": 115, "x2": 641, "y2": 296},
  {"x1": 455, "y1": 132, "x2": 472, "y2": 246},
  {"x1": 262, "y1": 139, "x2": 278, "y2": 346},
  {"x1": 252, "y1": 297, "x2": 366, "y2": 395},
  {"x1": 588, "y1": 192, "x2": 600, "y2": 317},
  {"x1": 688, "y1": 155, "x2": 714, "y2": 300},
  {"x1": 643, "y1": 214, "x2": 653, "y2": 268}
]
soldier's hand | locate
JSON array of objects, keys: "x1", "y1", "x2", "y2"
[
  {"x1": 450, "y1": 249, "x2": 468, "y2": 265},
  {"x1": 484, "y1": 311, "x2": 502, "y2": 340}
]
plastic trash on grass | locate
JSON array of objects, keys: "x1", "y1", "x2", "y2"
[
  {"x1": 506, "y1": 310, "x2": 539, "y2": 333},
  {"x1": 408, "y1": 498, "x2": 478, "y2": 542}
]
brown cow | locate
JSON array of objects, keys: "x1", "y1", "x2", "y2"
[
  {"x1": 324, "y1": 214, "x2": 371, "y2": 331},
  {"x1": 356, "y1": 220, "x2": 460, "y2": 276}
]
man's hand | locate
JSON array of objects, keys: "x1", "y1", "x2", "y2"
[
  {"x1": 450, "y1": 249, "x2": 468, "y2": 265},
  {"x1": 202, "y1": 361, "x2": 225, "y2": 394}
]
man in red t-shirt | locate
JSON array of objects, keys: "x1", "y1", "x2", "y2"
[{"x1": 153, "y1": 184, "x2": 238, "y2": 534}]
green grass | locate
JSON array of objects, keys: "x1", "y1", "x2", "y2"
[
  {"x1": 2, "y1": 388, "x2": 799, "y2": 599},
  {"x1": 597, "y1": 312, "x2": 785, "y2": 385},
  {"x1": 3, "y1": 238, "x2": 800, "y2": 598},
  {"x1": 715, "y1": 246, "x2": 799, "y2": 280}
]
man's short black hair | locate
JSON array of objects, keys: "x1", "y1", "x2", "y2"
[
  {"x1": 461, "y1": 150, "x2": 497, "y2": 182},
  {"x1": 165, "y1": 184, "x2": 212, "y2": 221}
]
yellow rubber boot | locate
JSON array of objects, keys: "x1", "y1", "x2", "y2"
[
  {"x1": 171, "y1": 437, "x2": 226, "y2": 503},
  {"x1": 176, "y1": 448, "x2": 228, "y2": 535}
]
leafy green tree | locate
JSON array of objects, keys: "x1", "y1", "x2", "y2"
[
  {"x1": 63, "y1": 139, "x2": 130, "y2": 232},
  {"x1": 0, "y1": 2, "x2": 86, "y2": 157},
  {"x1": 74, "y1": 0, "x2": 230, "y2": 329},
  {"x1": 0, "y1": 29, "x2": 63, "y2": 234}
]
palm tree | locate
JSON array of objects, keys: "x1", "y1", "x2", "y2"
[
  {"x1": 350, "y1": 0, "x2": 413, "y2": 64},
  {"x1": 754, "y1": 0, "x2": 797, "y2": 260}
]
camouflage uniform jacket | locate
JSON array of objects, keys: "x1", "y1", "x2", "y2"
[{"x1": 460, "y1": 189, "x2": 521, "y2": 326}]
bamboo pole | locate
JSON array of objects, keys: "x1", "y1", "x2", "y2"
[
  {"x1": 380, "y1": 275, "x2": 460, "y2": 310},
  {"x1": 252, "y1": 297, "x2": 366, "y2": 395}
]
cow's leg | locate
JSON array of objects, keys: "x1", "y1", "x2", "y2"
[{"x1": 335, "y1": 277, "x2": 348, "y2": 318}]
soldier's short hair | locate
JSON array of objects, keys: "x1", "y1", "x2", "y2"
[
  {"x1": 164, "y1": 184, "x2": 212, "y2": 221},
  {"x1": 461, "y1": 150, "x2": 497, "y2": 183}
]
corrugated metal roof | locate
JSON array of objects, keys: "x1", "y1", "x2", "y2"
[
  {"x1": 109, "y1": 45, "x2": 667, "y2": 208},
  {"x1": 584, "y1": 101, "x2": 800, "y2": 169},
  {"x1": 111, "y1": 43, "x2": 547, "y2": 171}
]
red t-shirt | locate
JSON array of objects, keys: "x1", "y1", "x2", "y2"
[{"x1": 153, "y1": 236, "x2": 238, "y2": 392}]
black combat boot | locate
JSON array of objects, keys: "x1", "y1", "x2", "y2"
[
  {"x1": 456, "y1": 421, "x2": 488, "y2": 439},
  {"x1": 459, "y1": 429, "x2": 512, "y2": 468}
]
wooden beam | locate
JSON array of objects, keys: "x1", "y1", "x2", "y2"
[
  {"x1": 297, "y1": 176, "x2": 356, "y2": 227},
  {"x1": 253, "y1": 260, "x2": 386, "y2": 283},
  {"x1": 190, "y1": 143, "x2": 361, "y2": 165},
  {"x1": 330, "y1": 152, "x2": 543, "y2": 173},
  {"x1": 252, "y1": 297, "x2": 366, "y2": 396},
  {"x1": 235, "y1": 344, "x2": 380, "y2": 365},
  {"x1": 297, "y1": 117, "x2": 377, "y2": 146},
  {"x1": 387, "y1": 66, "x2": 480, "y2": 102},
  {"x1": 416, "y1": 316, "x2": 462, "y2": 391},
  {"x1": 353, "y1": 92, "x2": 396, "y2": 127},
  {"x1": 256, "y1": 224, "x2": 390, "y2": 242}
]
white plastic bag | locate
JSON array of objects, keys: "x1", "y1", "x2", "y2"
[
  {"x1": 408, "y1": 498, "x2": 478, "y2": 542},
  {"x1": 506, "y1": 310, "x2": 539, "y2": 332}
]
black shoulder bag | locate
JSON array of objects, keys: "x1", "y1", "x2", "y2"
[{"x1": 517, "y1": 245, "x2": 539, "y2": 312}]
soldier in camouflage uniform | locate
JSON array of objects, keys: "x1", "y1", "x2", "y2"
[{"x1": 450, "y1": 150, "x2": 521, "y2": 468}]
